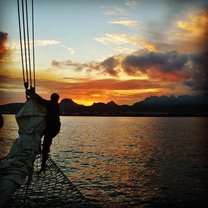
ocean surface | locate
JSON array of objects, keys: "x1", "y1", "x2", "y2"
[{"x1": 0, "y1": 115, "x2": 208, "y2": 207}]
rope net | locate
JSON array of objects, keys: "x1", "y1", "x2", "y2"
[{"x1": 3, "y1": 155, "x2": 96, "y2": 208}]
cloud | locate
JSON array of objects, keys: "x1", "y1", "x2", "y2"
[
  {"x1": 122, "y1": 50, "x2": 208, "y2": 93},
  {"x1": 67, "y1": 48, "x2": 74, "y2": 55},
  {"x1": 0, "y1": 75, "x2": 26, "y2": 104},
  {"x1": 125, "y1": 0, "x2": 138, "y2": 7},
  {"x1": 52, "y1": 60, "x2": 81, "y2": 69},
  {"x1": 51, "y1": 58, "x2": 120, "y2": 77},
  {"x1": 51, "y1": 55, "x2": 125, "y2": 77},
  {"x1": 108, "y1": 19, "x2": 138, "y2": 27},
  {"x1": 51, "y1": 48, "x2": 207, "y2": 94},
  {"x1": 175, "y1": 10, "x2": 208, "y2": 52},
  {"x1": 95, "y1": 33, "x2": 157, "y2": 51},
  {"x1": 111, "y1": 45, "x2": 136, "y2": 54},
  {"x1": 0, "y1": 72, "x2": 164, "y2": 105},
  {"x1": 100, "y1": 57, "x2": 119, "y2": 77},
  {"x1": 33, "y1": 78, "x2": 163, "y2": 105},
  {"x1": 178, "y1": 10, "x2": 208, "y2": 37},
  {"x1": 122, "y1": 51, "x2": 191, "y2": 81},
  {"x1": 2, "y1": 47, "x2": 207, "y2": 105},
  {"x1": 124, "y1": 51, "x2": 188, "y2": 72},
  {"x1": 0, "y1": 31, "x2": 9, "y2": 60},
  {"x1": 35, "y1": 40, "x2": 75, "y2": 55},
  {"x1": 103, "y1": 6, "x2": 127, "y2": 16},
  {"x1": 183, "y1": 50, "x2": 208, "y2": 91},
  {"x1": 51, "y1": 59, "x2": 100, "y2": 72},
  {"x1": 35, "y1": 40, "x2": 61, "y2": 46},
  {"x1": 10, "y1": 39, "x2": 64, "y2": 48}
]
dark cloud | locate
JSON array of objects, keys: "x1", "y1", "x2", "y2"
[
  {"x1": 0, "y1": 31, "x2": 8, "y2": 59},
  {"x1": 121, "y1": 50, "x2": 208, "y2": 92},
  {"x1": 122, "y1": 51, "x2": 189, "y2": 81},
  {"x1": 100, "y1": 57, "x2": 119, "y2": 77},
  {"x1": 52, "y1": 60, "x2": 83, "y2": 71},
  {"x1": 123, "y1": 51, "x2": 188, "y2": 72},
  {"x1": 183, "y1": 80, "x2": 208, "y2": 91},
  {"x1": 51, "y1": 58, "x2": 120, "y2": 77},
  {"x1": 51, "y1": 49, "x2": 207, "y2": 93},
  {"x1": 183, "y1": 51, "x2": 208, "y2": 92},
  {"x1": 52, "y1": 59, "x2": 101, "y2": 72}
]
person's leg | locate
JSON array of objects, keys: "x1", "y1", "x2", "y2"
[
  {"x1": 40, "y1": 127, "x2": 60, "y2": 172},
  {"x1": 40, "y1": 136, "x2": 53, "y2": 171}
]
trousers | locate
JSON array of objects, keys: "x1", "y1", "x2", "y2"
[{"x1": 41, "y1": 125, "x2": 60, "y2": 169}]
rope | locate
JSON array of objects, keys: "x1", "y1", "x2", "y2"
[
  {"x1": 21, "y1": 0, "x2": 29, "y2": 90},
  {"x1": 17, "y1": 0, "x2": 26, "y2": 88},
  {"x1": 8, "y1": 155, "x2": 95, "y2": 208},
  {"x1": 17, "y1": 0, "x2": 36, "y2": 93},
  {"x1": 32, "y1": 0, "x2": 36, "y2": 90},
  {"x1": 23, "y1": 172, "x2": 33, "y2": 205},
  {"x1": 25, "y1": 0, "x2": 32, "y2": 89}
]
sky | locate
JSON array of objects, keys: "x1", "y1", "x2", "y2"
[{"x1": 0, "y1": 0, "x2": 208, "y2": 105}]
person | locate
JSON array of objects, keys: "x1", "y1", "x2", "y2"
[{"x1": 27, "y1": 89, "x2": 61, "y2": 172}]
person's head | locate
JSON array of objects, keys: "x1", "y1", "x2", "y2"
[{"x1": 50, "y1": 93, "x2": 59, "y2": 103}]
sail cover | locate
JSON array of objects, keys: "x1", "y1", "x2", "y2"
[{"x1": 0, "y1": 99, "x2": 46, "y2": 206}]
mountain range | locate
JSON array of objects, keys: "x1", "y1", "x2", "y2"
[{"x1": 0, "y1": 95, "x2": 207, "y2": 116}]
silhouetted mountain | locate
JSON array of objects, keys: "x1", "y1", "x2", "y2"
[
  {"x1": 0, "y1": 95, "x2": 207, "y2": 116},
  {"x1": 59, "y1": 99, "x2": 85, "y2": 114},
  {"x1": 132, "y1": 95, "x2": 208, "y2": 115},
  {"x1": 107, "y1": 101, "x2": 117, "y2": 107},
  {"x1": 89, "y1": 101, "x2": 119, "y2": 113},
  {"x1": 0, "y1": 103, "x2": 24, "y2": 114},
  {"x1": 133, "y1": 94, "x2": 207, "y2": 107}
]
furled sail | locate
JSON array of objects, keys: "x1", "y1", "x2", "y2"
[{"x1": 0, "y1": 99, "x2": 46, "y2": 206}]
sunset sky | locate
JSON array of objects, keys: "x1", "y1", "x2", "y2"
[{"x1": 0, "y1": 0, "x2": 208, "y2": 105}]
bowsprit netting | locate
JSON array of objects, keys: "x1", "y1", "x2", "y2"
[
  {"x1": 7, "y1": 155, "x2": 95, "y2": 208},
  {"x1": 17, "y1": 0, "x2": 36, "y2": 92}
]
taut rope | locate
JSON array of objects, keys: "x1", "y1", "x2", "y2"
[{"x1": 17, "y1": 0, "x2": 36, "y2": 93}]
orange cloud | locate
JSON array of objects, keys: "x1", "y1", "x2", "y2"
[
  {"x1": 176, "y1": 10, "x2": 208, "y2": 52},
  {"x1": 39, "y1": 78, "x2": 164, "y2": 105},
  {"x1": 0, "y1": 74, "x2": 164, "y2": 105},
  {"x1": 95, "y1": 33, "x2": 157, "y2": 51},
  {"x1": 147, "y1": 68, "x2": 189, "y2": 82},
  {"x1": 178, "y1": 10, "x2": 208, "y2": 38}
]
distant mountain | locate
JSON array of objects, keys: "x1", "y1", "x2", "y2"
[
  {"x1": 132, "y1": 95, "x2": 208, "y2": 115},
  {"x1": 59, "y1": 99, "x2": 85, "y2": 114},
  {"x1": 0, "y1": 103, "x2": 24, "y2": 114},
  {"x1": 133, "y1": 94, "x2": 208, "y2": 107},
  {"x1": 0, "y1": 95, "x2": 207, "y2": 116},
  {"x1": 88, "y1": 101, "x2": 130, "y2": 115}
]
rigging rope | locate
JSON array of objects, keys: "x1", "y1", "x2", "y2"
[
  {"x1": 25, "y1": 0, "x2": 32, "y2": 88},
  {"x1": 17, "y1": 0, "x2": 36, "y2": 93},
  {"x1": 32, "y1": 0, "x2": 36, "y2": 89},
  {"x1": 17, "y1": 0, "x2": 26, "y2": 88},
  {"x1": 21, "y1": 0, "x2": 29, "y2": 89},
  {"x1": 0, "y1": 155, "x2": 95, "y2": 208}
]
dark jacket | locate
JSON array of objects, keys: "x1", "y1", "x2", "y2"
[{"x1": 33, "y1": 94, "x2": 61, "y2": 135}]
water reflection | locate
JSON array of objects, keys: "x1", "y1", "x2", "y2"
[
  {"x1": 0, "y1": 115, "x2": 19, "y2": 158},
  {"x1": 52, "y1": 116, "x2": 208, "y2": 207},
  {"x1": 1, "y1": 115, "x2": 208, "y2": 207}
]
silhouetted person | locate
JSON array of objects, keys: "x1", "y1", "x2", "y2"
[{"x1": 27, "y1": 90, "x2": 61, "y2": 172}]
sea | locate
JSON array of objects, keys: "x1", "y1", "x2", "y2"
[{"x1": 0, "y1": 115, "x2": 208, "y2": 208}]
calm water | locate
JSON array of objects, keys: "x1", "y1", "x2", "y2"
[{"x1": 0, "y1": 115, "x2": 208, "y2": 207}]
